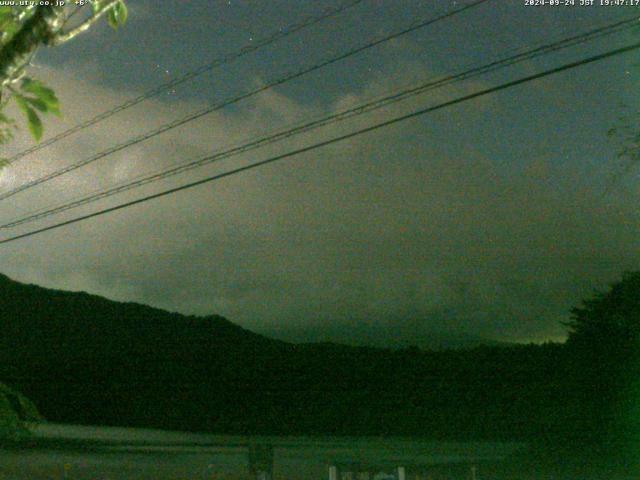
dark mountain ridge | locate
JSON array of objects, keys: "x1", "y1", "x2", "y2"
[
  {"x1": 0, "y1": 272, "x2": 621, "y2": 442},
  {"x1": 265, "y1": 322, "x2": 511, "y2": 351}
]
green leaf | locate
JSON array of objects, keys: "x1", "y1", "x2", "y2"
[
  {"x1": 107, "y1": 8, "x2": 118, "y2": 30},
  {"x1": 0, "y1": 20, "x2": 20, "y2": 41},
  {"x1": 20, "y1": 78, "x2": 60, "y2": 116},
  {"x1": 21, "y1": 78, "x2": 55, "y2": 101},
  {"x1": 46, "y1": 101, "x2": 60, "y2": 117},
  {"x1": 23, "y1": 96, "x2": 48, "y2": 113},
  {"x1": 15, "y1": 96, "x2": 43, "y2": 141},
  {"x1": 107, "y1": 1, "x2": 127, "y2": 30},
  {"x1": 0, "y1": 7, "x2": 12, "y2": 20},
  {"x1": 14, "y1": 95, "x2": 28, "y2": 115},
  {"x1": 25, "y1": 107, "x2": 43, "y2": 141},
  {"x1": 116, "y1": 1, "x2": 128, "y2": 26}
]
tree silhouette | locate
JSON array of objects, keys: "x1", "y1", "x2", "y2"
[
  {"x1": 566, "y1": 271, "x2": 640, "y2": 352},
  {"x1": 564, "y1": 271, "x2": 640, "y2": 447}
]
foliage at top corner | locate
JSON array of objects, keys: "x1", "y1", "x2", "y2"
[{"x1": 0, "y1": 1, "x2": 127, "y2": 154}]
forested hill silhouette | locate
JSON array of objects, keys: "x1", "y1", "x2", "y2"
[{"x1": 0, "y1": 271, "x2": 637, "y2": 446}]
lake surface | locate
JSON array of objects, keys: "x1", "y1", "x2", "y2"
[{"x1": 0, "y1": 423, "x2": 523, "y2": 479}]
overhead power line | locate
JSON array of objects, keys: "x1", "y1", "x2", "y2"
[
  {"x1": 1, "y1": 40, "x2": 638, "y2": 246},
  {"x1": 1, "y1": 0, "x2": 367, "y2": 166},
  {"x1": 0, "y1": 0, "x2": 490, "y2": 202},
  {"x1": 2, "y1": 16, "x2": 637, "y2": 230}
]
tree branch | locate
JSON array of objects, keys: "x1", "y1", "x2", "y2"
[
  {"x1": 49, "y1": 1, "x2": 120, "y2": 46},
  {"x1": 0, "y1": 6, "x2": 65, "y2": 87}
]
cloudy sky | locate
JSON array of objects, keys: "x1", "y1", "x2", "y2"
[{"x1": 0, "y1": 0, "x2": 638, "y2": 346}]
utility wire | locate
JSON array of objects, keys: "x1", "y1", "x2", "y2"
[
  {"x1": 0, "y1": 0, "x2": 489, "y2": 202},
  {"x1": 1, "y1": 40, "x2": 638, "y2": 246},
  {"x1": 1, "y1": 15, "x2": 637, "y2": 229},
  {"x1": 1, "y1": 0, "x2": 367, "y2": 166}
]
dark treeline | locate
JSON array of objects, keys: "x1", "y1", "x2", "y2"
[{"x1": 0, "y1": 272, "x2": 637, "y2": 449}]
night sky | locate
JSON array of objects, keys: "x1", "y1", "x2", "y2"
[{"x1": 0, "y1": 0, "x2": 638, "y2": 346}]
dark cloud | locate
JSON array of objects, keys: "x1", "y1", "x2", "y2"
[{"x1": 0, "y1": 1, "x2": 638, "y2": 346}]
